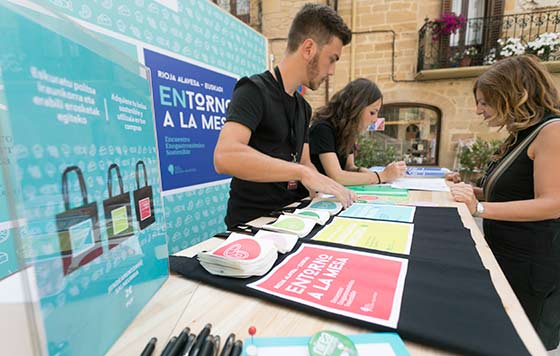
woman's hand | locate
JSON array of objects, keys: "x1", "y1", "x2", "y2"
[
  {"x1": 450, "y1": 182, "x2": 478, "y2": 214},
  {"x1": 445, "y1": 171, "x2": 462, "y2": 183},
  {"x1": 380, "y1": 161, "x2": 407, "y2": 182}
]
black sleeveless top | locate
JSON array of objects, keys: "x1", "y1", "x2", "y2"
[{"x1": 482, "y1": 115, "x2": 560, "y2": 264}]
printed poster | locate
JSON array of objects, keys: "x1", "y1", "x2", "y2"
[
  {"x1": 248, "y1": 244, "x2": 408, "y2": 328},
  {"x1": 312, "y1": 217, "x2": 414, "y2": 255},
  {"x1": 339, "y1": 203, "x2": 416, "y2": 223},
  {"x1": 144, "y1": 49, "x2": 237, "y2": 191}
]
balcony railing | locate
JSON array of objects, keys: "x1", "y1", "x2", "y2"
[{"x1": 418, "y1": 9, "x2": 560, "y2": 71}]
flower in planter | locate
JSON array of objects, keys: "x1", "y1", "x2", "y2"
[
  {"x1": 497, "y1": 37, "x2": 526, "y2": 57},
  {"x1": 464, "y1": 46, "x2": 478, "y2": 57},
  {"x1": 526, "y1": 32, "x2": 560, "y2": 60},
  {"x1": 450, "y1": 47, "x2": 478, "y2": 66},
  {"x1": 431, "y1": 12, "x2": 466, "y2": 41},
  {"x1": 483, "y1": 48, "x2": 497, "y2": 65}
]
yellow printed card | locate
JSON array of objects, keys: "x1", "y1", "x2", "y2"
[{"x1": 312, "y1": 217, "x2": 414, "y2": 255}]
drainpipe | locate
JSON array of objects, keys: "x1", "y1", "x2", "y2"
[{"x1": 350, "y1": 0, "x2": 357, "y2": 81}]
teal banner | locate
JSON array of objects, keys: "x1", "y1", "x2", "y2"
[
  {"x1": 0, "y1": 4, "x2": 168, "y2": 355},
  {"x1": 44, "y1": 0, "x2": 266, "y2": 77}
]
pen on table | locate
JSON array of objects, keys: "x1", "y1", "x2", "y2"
[
  {"x1": 213, "y1": 335, "x2": 221, "y2": 356},
  {"x1": 229, "y1": 340, "x2": 243, "y2": 356},
  {"x1": 218, "y1": 334, "x2": 235, "y2": 356},
  {"x1": 168, "y1": 327, "x2": 190, "y2": 356},
  {"x1": 140, "y1": 337, "x2": 157, "y2": 356},
  {"x1": 212, "y1": 335, "x2": 220, "y2": 356},
  {"x1": 197, "y1": 335, "x2": 214, "y2": 356},
  {"x1": 181, "y1": 333, "x2": 196, "y2": 356},
  {"x1": 161, "y1": 336, "x2": 177, "y2": 356},
  {"x1": 187, "y1": 323, "x2": 212, "y2": 356}
]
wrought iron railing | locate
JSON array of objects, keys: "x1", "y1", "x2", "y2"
[{"x1": 418, "y1": 9, "x2": 560, "y2": 71}]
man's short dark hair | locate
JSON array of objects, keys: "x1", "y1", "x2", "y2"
[{"x1": 287, "y1": 3, "x2": 352, "y2": 53}]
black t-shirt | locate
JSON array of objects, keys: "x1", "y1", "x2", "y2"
[
  {"x1": 224, "y1": 71, "x2": 311, "y2": 228},
  {"x1": 309, "y1": 119, "x2": 349, "y2": 175}
]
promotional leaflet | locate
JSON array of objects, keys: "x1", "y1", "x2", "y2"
[
  {"x1": 391, "y1": 178, "x2": 450, "y2": 192},
  {"x1": 355, "y1": 194, "x2": 409, "y2": 205},
  {"x1": 248, "y1": 244, "x2": 408, "y2": 328},
  {"x1": 306, "y1": 199, "x2": 343, "y2": 215},
  {"x1": 262, "y1": 215, "x2": 317, "y2": 238},
  {"x1": 339, "y1": 203, "x2": 416, "y2": 223},
  {"x1": 369, "y1": 166, "x2": 448, "y2": 178},
  {"x1": 312, "y1": 217, "x2": 414, "y2": 255},
  {"x1": 347, "y1": 185, "x2": 409, "y2": 197},
  {"x1": 287, "y1": 208, "x2": 330, "y2": 225}
]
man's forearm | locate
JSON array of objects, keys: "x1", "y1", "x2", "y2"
[{"x1": 215, "y1": 142, "x2": 307, "y2": 182}]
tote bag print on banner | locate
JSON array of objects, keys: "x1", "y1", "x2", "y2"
[
  {"x1": 103, "y1": 163, "x2": 134, "y2": 249},
  {"x1": 55, "y1": 166, "x2": 102, "y2": 276},
  {"x1": 133, "y1": 160, "x2": 155, "y2": 230}
]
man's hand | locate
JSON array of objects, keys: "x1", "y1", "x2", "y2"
[
  {"x1": 299, "y1": 166, "x2": 357, "y2": 208},
  {"x1": 445, "y1": 171, "x2": 462, "y2": 183}
]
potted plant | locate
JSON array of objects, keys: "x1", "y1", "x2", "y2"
[
  {"x1": 355, "y1": 134, "x2": 398, "y2": 168},
  {"x1": 526, "y1": 32, "x2": 560, "y2": 61},
  {"x1": 448, "y1": 47, "x2": 477, "y2": 67},
  {"x1": 457, "y1": 138, "x2": 501, "y2": 184},
  {"x1": 483, "y1": 48, "x2": 497, "y2": 65},
  {"x1": 431, "y1": 12, "x2": 467, "y2": 41},
  {"x1": 497, "y1": 37, "x2": 526, "y2": 58},
  {"x1": 460, "y1": 46, "x2": 478, "y2": 66}
]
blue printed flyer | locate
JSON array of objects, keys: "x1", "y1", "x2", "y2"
[{"x1": 339, "y1": 203, "x2": 416, "y2": 223}]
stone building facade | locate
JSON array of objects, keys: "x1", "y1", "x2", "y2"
[{"x1": 224, "y1": 0, "x2": 560, "y2": 168}]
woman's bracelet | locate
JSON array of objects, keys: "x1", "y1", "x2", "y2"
[{"x1": 374, "y1": 171, "x2": 382, "y2": 184}]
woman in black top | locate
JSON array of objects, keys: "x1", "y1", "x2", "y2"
[
  {"x1": 451, "y1": 55, "x2": 560, "y2": 350},
  {"x1": 309, "y1": 78, "x2": 406, "y2": 185}
]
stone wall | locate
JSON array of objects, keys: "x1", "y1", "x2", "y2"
[{"x1": 258, "y1": 0, "x2": 560, "y2": 168}]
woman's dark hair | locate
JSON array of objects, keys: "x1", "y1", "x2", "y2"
[{"x1": 312, "y1": 78, "x2": 382, "y2": 156}]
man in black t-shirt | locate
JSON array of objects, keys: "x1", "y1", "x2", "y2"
[{"x1": 214, "y1": 4, "x2": 356, "y2": 229}]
